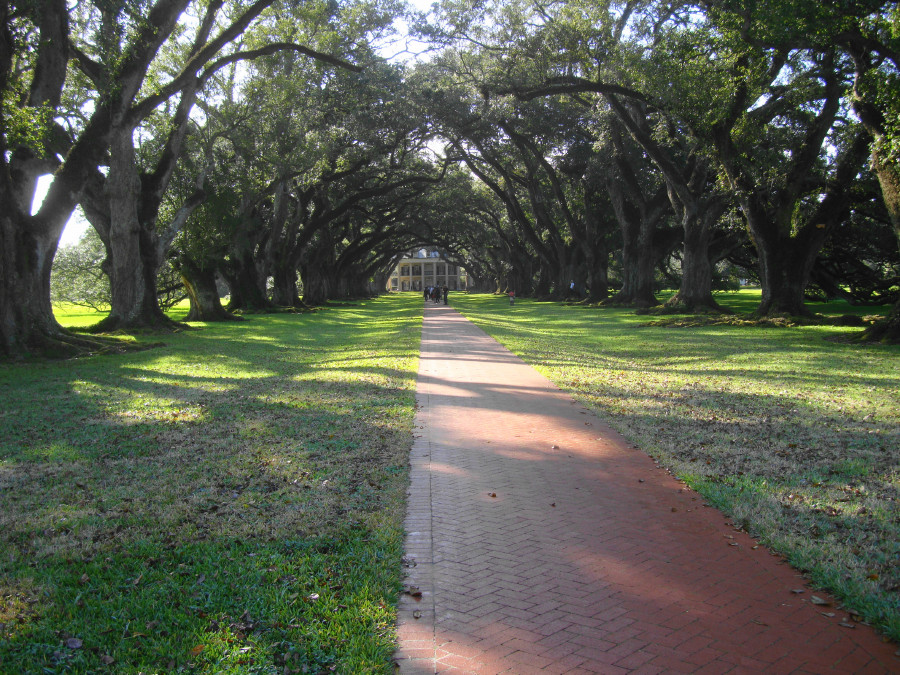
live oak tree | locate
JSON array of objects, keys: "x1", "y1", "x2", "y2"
[
  {"x1": 77, "y1": 0, "x2": 363, "y2": 330},
  {"x1": 431, "y1": 0, "x2": 896, "y2": 319},
  {"x1": 2, "y1": 0, "x2": 193, "y2": 357},
  {"x1": 0, "y1": 0, "x2": 356, "y2": 356},
  {"x1": 830, "y1": 2, "x2": 900, "y2": 340}
]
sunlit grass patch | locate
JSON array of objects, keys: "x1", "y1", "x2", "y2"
[
  {"x1": 0, "y1": 294, "x2": 421, "y2": 673},
  {"x1": 52, "y1": 302, "x2": 110, "y2": 327},
  {"x1": 452, "y1": 292, "x2": 900, "y2": 642}
]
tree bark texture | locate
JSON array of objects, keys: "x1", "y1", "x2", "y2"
[
  {"x1": 606, "y1": 173, "x2": 660, "y2": 307},
  {"x1": 94, "y1": 129, "x2": 174, "y2": 330},
  {"x1": 178, "y1": 256, "x2": 237, "y2": 322}
]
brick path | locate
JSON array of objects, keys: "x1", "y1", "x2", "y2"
[{"x1": 394, "y1": 304, "x2": 899, "y2": 674}]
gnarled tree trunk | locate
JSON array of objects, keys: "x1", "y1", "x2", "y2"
[
  {"x1": 177, "y1": 255, "x2": 238, "y2": 322},
  {"x1": 93, "y1": 129, "x2": 176, "y2": 331}
]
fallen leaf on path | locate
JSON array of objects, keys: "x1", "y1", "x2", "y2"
[{"x1": 811, "y1": 596, "x2": 830, "y2": 606}]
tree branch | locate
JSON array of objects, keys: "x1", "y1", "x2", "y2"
[
  {"x1": 132, "y1": 43, "x2": 361, "y2": 123},
  {"x1": 490, "y1": 76, "x2": 648, "y2": 104}
]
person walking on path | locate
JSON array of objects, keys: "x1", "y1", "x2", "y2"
[
  {"x1": 396, "y1": 306, "x2": 898, "y2": 674},
  {"x1": 442, "y1": 284, "x2": 449, "y2": 305}
]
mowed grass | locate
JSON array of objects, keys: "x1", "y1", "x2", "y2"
[
  {"x1": 452, "y1": 291, "x2": 900, "y2": 642},
  {"x1": 0, "y1": 295, "x2": 422, "y2": 674}
]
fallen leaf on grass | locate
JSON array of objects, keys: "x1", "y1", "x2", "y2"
[
  {"x1": 190, "y1": 645, "x2": 205, "y2": 656},
  {"x1": 100, "y1": 655, "x2": 115, "y2": 665},
  {"x1": 66, "y1": 638, "x2": 83, "y2": 649}
]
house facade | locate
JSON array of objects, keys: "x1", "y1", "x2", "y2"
[{"x1": 387, "y1": 249, "x2": 468, "y2": 292}]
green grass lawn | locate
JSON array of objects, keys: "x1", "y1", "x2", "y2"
[
  {"x1": 4, "y1": 290, "x2": 897, "y2": 672},
  {"x1": 452, "y1": 291, "x2": 900, "y2": 642},
  {"x1": 0, "y1": 296, "x2": 422, "y2": 674}
]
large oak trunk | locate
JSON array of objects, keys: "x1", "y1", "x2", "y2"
[
  {"x1": 300, "y1": 261, "x2": 328, "y2": 306},
  {"x1": 859, "y1": 147, "x2": 900, "y2": 342},
  {"x1": 612, "y1": 215, "x2": 657, "y2": 306},
  {"x1": 94, "y1": 130, "x2": 175, "y2": 331},
  {"x1": 0, "y1": 213, "x2": 115, "y2": 357},
  {"x1": 755, "y1": 238, "x2": 820, "y2": 316},
  {"x1": 665, "y1": 206, "x2": 722, "y2": 312},
  {"x1": 221, "y1": 252, "x2": 273, "y2": 312},
  {"x1": 271, "y1": 264, "x2": 302, "y2": 307},
  {"x1": 1, "y1": 215, "x2": 67, "y2": 356},
  {"x1": 178, "y1": 256, "x2": 238, "y2": 322}
]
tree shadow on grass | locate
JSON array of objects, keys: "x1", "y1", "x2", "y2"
[
  {"x1": 0, "y1": 297, "x2": 422, "y2": 673},
  {"x1": 451, "y1": 294, "x2": 900, "y2": 641}
]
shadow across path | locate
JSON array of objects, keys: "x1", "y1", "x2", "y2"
[{"x1": 395, "y1": 304, "x2": 898, "y2": 674}]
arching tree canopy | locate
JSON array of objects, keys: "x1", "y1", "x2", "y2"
[{"x1": 3, "y1": 0, "x2": 900, "y2": 357}]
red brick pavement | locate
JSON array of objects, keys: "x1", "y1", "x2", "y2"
[{"x1": 394, "y1": 304, "x2": 899, "y2": 674}]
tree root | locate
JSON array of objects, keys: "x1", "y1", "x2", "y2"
[{"x1": 19, "y1": 328, "x2": 154, "y2": 360}]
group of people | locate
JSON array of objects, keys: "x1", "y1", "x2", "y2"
[{"x1": 425, "y1": 284, "x2": 450, "y2": 305}]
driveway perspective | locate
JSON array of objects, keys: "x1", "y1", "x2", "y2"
[{"x1": 395, "y1": 304, "x2": 898, "y2": 674}]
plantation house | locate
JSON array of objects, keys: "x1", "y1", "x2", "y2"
[{"x1": 387, "y1": 249, "x2": 468, "y2": 292}]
